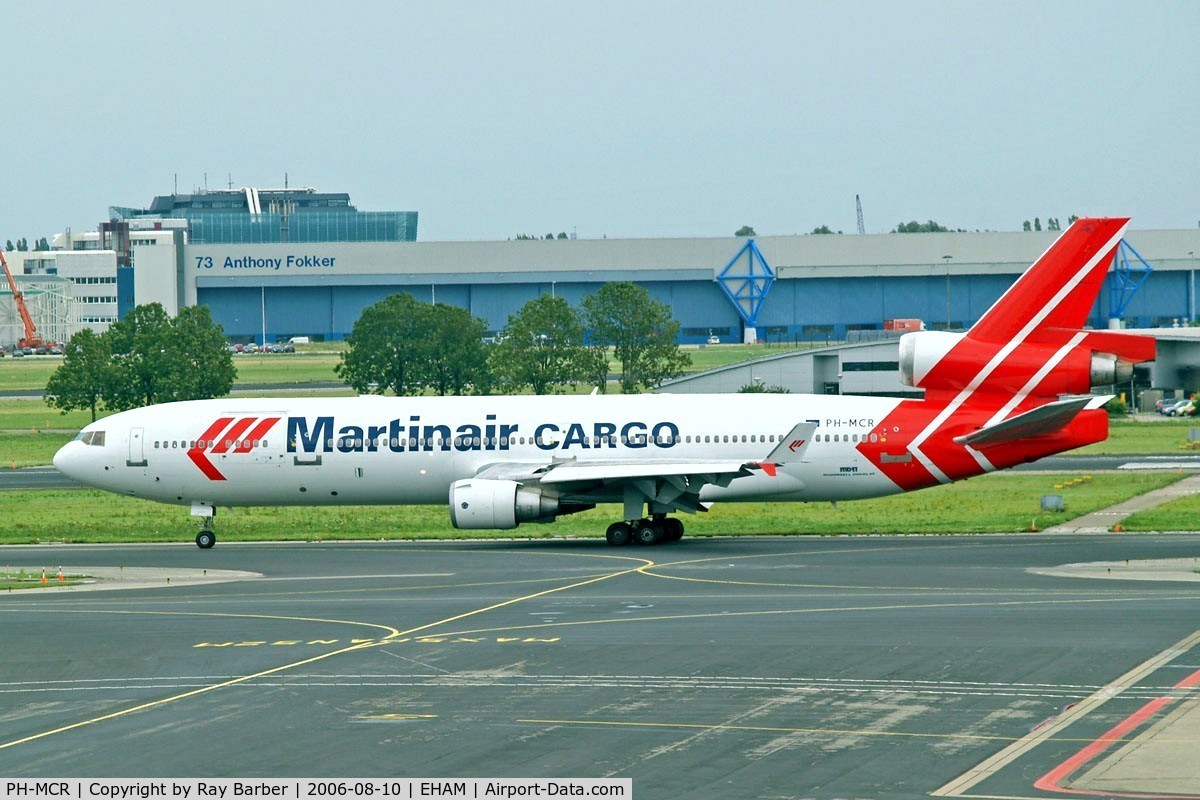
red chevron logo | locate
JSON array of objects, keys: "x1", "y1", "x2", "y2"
[{"x1": 187, "y1": 416, "x2": 281, "y2": 480}]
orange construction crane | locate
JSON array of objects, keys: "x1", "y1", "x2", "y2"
[{"x1": 1, "y1": 249, "x2": 49, "y2": 349}]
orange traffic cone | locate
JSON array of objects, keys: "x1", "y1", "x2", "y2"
[
  {"x1": 41, "y1": 568, "x2": 46, "y2": 585},
  {"x1": 57, "y1": 566, "x2": 64, "y2": 582}
]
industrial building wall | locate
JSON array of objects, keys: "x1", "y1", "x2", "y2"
[
  {"x1": 747, "y1": 272, "x2": 1025, "y2": 341},
  {"x1": 198, "y1": 269, "x2": 1163, "y2": 344},
  {"x1": 199, "y1": 279, "x2": 741, "y2": 342},
  {"x1": 659, "y1": 340, "x2": 915, "y2": 396},
  {"x1": 178, "y1": 228, "x2": 1200, "y2": 343},
  {"x1": 133, "y1": 246, "x2": 182, "y2": 316}
]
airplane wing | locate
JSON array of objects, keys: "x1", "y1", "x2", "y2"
[
  {"x1": 471, "y1": 422, "x2": 818, "y2": 516},
  {"x1": 952, "y1": 396, "x2": 1104, "y2": 448},
  {"x1": 473, "y1": 457, "x2": 762, "y2": 516}
]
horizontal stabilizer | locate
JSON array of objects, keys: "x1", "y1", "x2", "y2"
[
  {"x1": 1036, "y1": 328, "x2": 1158, "y2": 363},
  {"x1": 953, "y1": 396, "x2": 1096, "y2": 448},
  {"x1": 764, "y1": 422, "x2": 818, "y2": 463}
]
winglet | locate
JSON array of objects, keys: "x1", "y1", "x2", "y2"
[{"x1": 764, "y1": 422, "x2": 818, "y2": 464}]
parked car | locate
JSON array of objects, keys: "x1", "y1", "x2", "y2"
[{"x1": 1165, "y1": 399, "x2": 1192, "y2": 416}]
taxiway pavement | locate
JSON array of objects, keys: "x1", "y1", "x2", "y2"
[{"x1": 2, "y1": 535, "x2": 1199, "y2": 799}]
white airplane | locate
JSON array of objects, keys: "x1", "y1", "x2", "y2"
[{"x1": 54, "y1": 218, "x2": 1155, "y2": 548}]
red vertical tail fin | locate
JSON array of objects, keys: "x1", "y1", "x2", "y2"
[
  {"x1": 875, "y1": 218, "x2": 1157, "y2": 491},
  {"x1": 967, "y1": 217, "x2": 1127, "y2": 344},
  {"x1": 904, "y1": 218, "x2": 1154, "y2": 398}
]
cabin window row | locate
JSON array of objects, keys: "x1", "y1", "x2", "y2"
[
  {"x1": 314, "y1": 433, "x2": 786, "y2": 448},
  {"x1": 155, "y1": 439, "x2": 268, "y2": 450},
  {"x1": 817, "y1": 433, "x2": 878, "y2": 443},
  {"x1": 147, "y1": 433, "x2": 879, "y2": 451}
]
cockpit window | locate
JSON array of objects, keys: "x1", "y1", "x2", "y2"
[{"x1": 80, "y1": 431, "x2": 106, "y2": 446}]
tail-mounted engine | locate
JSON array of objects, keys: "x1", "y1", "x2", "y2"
[
  {"x1": 449, "y1": 479, "x2": 593, "y2": 530},
  {"x1": 898, "y1": 329, "x2": 1154, "y2": 396}
]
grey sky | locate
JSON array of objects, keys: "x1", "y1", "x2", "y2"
[{"x1": 4, "y1": 1, "x2": 1198, "y2": 243}]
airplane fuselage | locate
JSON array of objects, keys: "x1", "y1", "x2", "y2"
[{"x1": 59, "y1": 393, "x2": 908, "y2": 509}]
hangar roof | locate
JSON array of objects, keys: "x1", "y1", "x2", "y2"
[{"x1": 185, "y1": 226, "x2": 1200, "y2": 280}]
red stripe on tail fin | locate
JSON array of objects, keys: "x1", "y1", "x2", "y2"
[{"x1": 968, "y1": 217, "x2": 1128, "y2": 344}]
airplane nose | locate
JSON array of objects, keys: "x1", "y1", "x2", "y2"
[{"x1": 53, "y1": 440, "x2": 82, "y2": 480}]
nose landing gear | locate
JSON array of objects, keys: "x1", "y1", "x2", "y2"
[
  {"x1": 196, "y1": 529, "x2": 216, "y2": 549},
  {"x1": 192, "y1": 503, "x2": 217, "y2": 549}
]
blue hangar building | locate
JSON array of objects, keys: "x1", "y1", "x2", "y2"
[{"x1": 112, "y1": 189, "x2": 1200, "y2": 344}]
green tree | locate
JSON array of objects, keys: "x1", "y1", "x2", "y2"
[
  {"x1": 336, "y1": 293, "x2": 431, "y2": 396},
  {"x1": 34, "y1": 237, "x2": 49, "y2": 251},
  {"x1": 103, "y1": 303, "x2": 235, "y2": 410},
  {"x1": 4, "y1": 240, "x2": 12, "y2": 251},
  {"x1": 810, "y1": 225, "x2": 835, "y2": 234},
  {"x1": 581, "y1": 282, "x2": 691, "y2": 394},
  {"x1": 894, "y1": 220, "x2": 950, "y2": 233},
  {"x1": 738, "y1": 383, "x2": 791, "y2": 393},
  {"x1": 104, "y1": 304, "x2": 175, "y2": 409},
  {"x1": 165, "y1": 305, "x2": 237, "y2": 401},
  {"x1": 490, "y1": 294, "x2": 587, "y2": 394},
  {"x1": 735, "y1": 225, "x2": 757, "y2": 236},
  {"x1": 336, "y1": 295, "x2": 492, "y2": 396},
  {"x1": 578, "y1": 346, "x2": 612, "y2": 393},
  {"x1": 45, "y1": 329, "x2": 112, "y2": 421},
  {"x1": 424, "y1": 303, "x2": 491, "y2": 395}
]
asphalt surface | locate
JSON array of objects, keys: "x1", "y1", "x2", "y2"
[{"x1": 2, "y1": 535, "x2": 1199, "y2": 799}]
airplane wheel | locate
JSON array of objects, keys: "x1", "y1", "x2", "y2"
[
  {"x1": 634, "y1": 520, "x2": 662, "y2": 546},
  {"x1": 605, "y1": 522, "x2": 633, "y2": 546},
  {"x1": 196, "y1": 530, "x2": 216, "y2": 549},
  {"x1": 663, "y1": 518, "x2": 684, "y2": 542}
]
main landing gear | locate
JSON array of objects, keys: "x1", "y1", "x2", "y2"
[{"x1": 605, "y1": 514, "x2": 684, "y2": 546}]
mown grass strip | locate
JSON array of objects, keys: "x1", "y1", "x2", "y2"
[
  {"x1": 1075, "y1": 418, "x2": 1200, "y2": 455},
  {"x1": 0, "y1": 431, "x2": 75, "y2": 468},
  {"x1": 1121, "y1": 491, "x2": 1200, "y2": 531},
  {"x1": 0, "y1": 473, "x2": 1181, "y2": 545}
]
